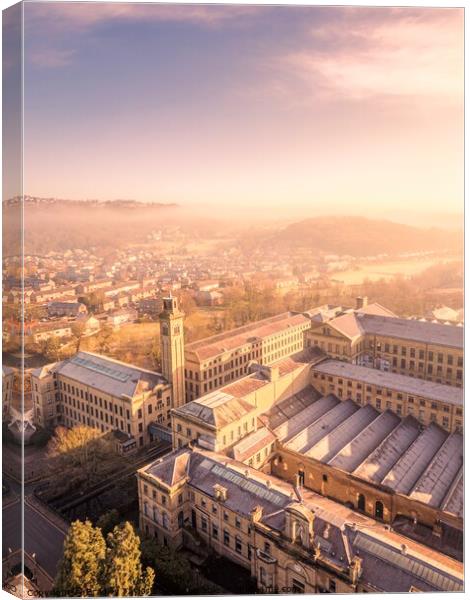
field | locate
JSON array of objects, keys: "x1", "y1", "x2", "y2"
[
  {"x1": 78, "y1": 309, "x2": 220, "y2": 370},
  {"x1": 329, "y1": 257, "x2": 459, "y2": 285}
]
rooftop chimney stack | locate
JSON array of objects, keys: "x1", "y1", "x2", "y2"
[{"x1": 356, "y1": 296, "x2": 368, "y2": 310}]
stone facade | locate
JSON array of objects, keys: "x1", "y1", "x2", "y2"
[
  {"x1": 137, "y1": 447, "x2": 463, "y2": 593},
  {"x1": 311, "y1": 360, "x2": 463, "y2": 432},
  {"x1": 184, "y1": 312, "x2": 311, "y2": 402},
  {"x1": 306, "y1": 313, "x2": 463, "y2": 388},
  {"x1": 31, "y1": 352, "x2": 172, "y2": 447}
]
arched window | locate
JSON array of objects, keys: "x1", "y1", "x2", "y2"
[
  {"x1": 178, "y1": 511, "x2": 184, "y2": 528},
  {"x1": 357, "y1": 494, "x2": 366, "y2": 512},
  {"x1": 153, "y1": 507, "x2": 158, "y2": 523},
  {"x1": 143, "y1": 502, "x2": 148, "y2": 516},
  {"x1": 375, "y1": 501, "x2": 384, "y2": 520},
  {"x1": 293, "y1": 520, "x2": 302, "y2": 543}
]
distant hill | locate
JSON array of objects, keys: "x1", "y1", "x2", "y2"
[
  {"x1": 2, "y1": 196, "x2": 180, "y2": 255},
  {"x1": 4, "y1": 196, "x2": 178, "y2": 209},
  {"x1": 267, "y1": 216, "x2": 462, "y2": 256}
]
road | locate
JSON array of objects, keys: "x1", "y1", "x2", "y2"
[{"x1": 3, "y1": 498, "x2": 67, "y2": 580}]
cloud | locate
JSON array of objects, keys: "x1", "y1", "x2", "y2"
[
  {"x1": 24, "y1": 2, "x2": 261, "y2": 31},
  {"x1": 24, "y1": 2, "x2": 263, "y2": 69},
  {"x1": 238, "y1": 7, "x2": 463, "y2": 109},
  {"x1": 29, "y1": 47, "x2": 76, "y2": 68},
  {"x1": 282, "y1": 8, "x2": 463, "y2": 103}
]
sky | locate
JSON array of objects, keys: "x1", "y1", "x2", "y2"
[{"x1": 7, "y1": 2, "x2": 465, "y2": 217}]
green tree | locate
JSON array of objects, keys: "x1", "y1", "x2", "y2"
[
  {"x1": 104, "y1": 522, "x2": 155, "y2": 596},
  {"x1": 71, "y1": 320, "x2": 87, "y2": 352},
  {"x1": 96, "y1": 324, "x2": 115, "y2": 354},
  {"x1": 46, "y1": 426, "x2": 120, "y2": 494},
  {"x1": 149, "y1": 337, "x2": 161, "y2": 371},
  {"x1": 140, "y1": 537, "x2": 224, "y2": 595},
  {"x1": 54, "y1": 520, "x2": 106, "y2": 597},
  {"x1": 96, "y1": 509, "x2": 120, "y2": 537},
  {"x1": 41, "y1": 336, "x2": 63, "y2": 362}
]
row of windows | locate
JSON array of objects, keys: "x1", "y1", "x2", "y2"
[
  {"x1": 315, "y1": 373, "x2": 462, "y2": 415},
  {"x1": 61, "y1": 393, "x2": 132, "y2": 419},
  {"x1": 142, "y1": 502, "x2": 171, "y2": 529},
  {"x1": 175, "y1": 419, "x2": 256, "y2": 446},
  {"x1": 198, "y1": 498, "x2": 245, "y2": 529},
  {"x1": 200, "y1": 515, "x2": 247, "y2": 556},
  {"x1": 263, "y1": 333, "x2": 303, "y2": 354},
  {"x1": 248, "y1": 444, "x2": 274, "y2": 467},
  {"x1": 309, "y1": 339, "x2": 349, "y2": 355},
  {"x1": 200, "y1": 345, "x2": 261, "y2": 369},
  {"x1": 186, "y1": 366, "x2": 248, "y2": 395},
  {"x1": 64, "y1": 413, "x2": 109, "y2": 431},
  {"x1": 187, "y1": 328, "x2": 305, "y2": 377},
  {"x1": 264, "y1": 342, "x2": 302, "y2": 364},
  {"x1": 143, "y1": 484, "x2": 184, "y2": 507},
  {"x1": 383, "y1": 357, "x2": 462, "y2": 379},
  {"x1": 36, "y1": 406, "x2": 55, "y2": 419},
  {"x1": 313, "y1": 332, "x2": 463, "y2": 371},
  {"x1": 378, "y1": 344, "x2": 463, "y2": 366},
  {"x1": 60, "y1": 390, "x2": 169, "y2": 420},
  {"x1": 63, "y1": 406, "x2": 134, "y2": 433},
  {"x1": 59, "y1": 379, "x2": 168, "y2": 410}
]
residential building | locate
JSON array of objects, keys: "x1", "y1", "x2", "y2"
[
  {"x1": 27, "y1": 321, "x2": 74, "y2": 344},
  {"x1": 30, "y1": 285, "x2": 78, "y2": 304},
  {"x1": 75, "y1": 278, "x2": 113, "y2": 294},
  {"x1": 195, "y1": 290, "x2": 223, "y2": 306},
  {"x1": 47, "y1": 301, "x2": 87, "y2": 318},
  {"x1": 77, "y1": 314, "x2": 101, "y2": 336},
  {"x1": 138, "y1": 297, "x2": 162, "y2": 317},
  {"x1": 106, "y1": 308, "x2": 137, "y2": 328}
]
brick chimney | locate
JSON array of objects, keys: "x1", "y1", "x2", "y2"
[
  {"x1": 213, "y1": 484, "x2": 228, "y2": 502},
  {"x1": 349, "y1": 555, "x2": 363, "y2": 585},
  {"x1": 356, "y1": 296, "x2": 368, "y2": 310},
  {"x1": 250, "y1": 505, "x2": 263, "y2": 523}
]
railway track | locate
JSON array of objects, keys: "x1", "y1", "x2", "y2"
[{"x1": 40, "y1": 442, "x2": 171, "y2": 514}]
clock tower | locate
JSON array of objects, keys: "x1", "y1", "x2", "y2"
[{"x1": 159, "y1": 294, "x2": 185, "y2": 409}]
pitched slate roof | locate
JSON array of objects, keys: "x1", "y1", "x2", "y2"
[
  {"x1": 141, "y1": 447, "x2": 463, "y2": 592},
  {"x1": 312, "y1": 359, "x2": 463, "y2": 406},
  {"x1": 40, "y1": 351, "x2": 166, "y2": 398},
  {"x1": 174, "y1": 389, "x2": 256, "y2": 428},
  {"x1": 185, "y1": 312, "x2": 310, "y2": 361},
  {"x1": 325, "y1": 312, "x2": 463, "y2": 348}
]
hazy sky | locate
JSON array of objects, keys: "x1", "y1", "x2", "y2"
[{"x1": 16, "y1": 3, "x2": 464, "y2": 215}]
